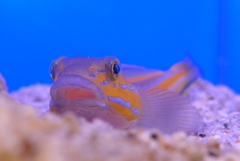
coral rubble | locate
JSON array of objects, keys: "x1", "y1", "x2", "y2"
[{"x1": 1, "y1": 75, "x2": 240, "y2": 160}]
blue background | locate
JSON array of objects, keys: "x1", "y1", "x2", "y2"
[{"x1": 0, "y1": 0, "x2": 239, "y2": 92}]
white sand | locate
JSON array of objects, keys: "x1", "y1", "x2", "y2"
[{"x1": 0, "y1": 77, "x2": 239, "y2": 160}]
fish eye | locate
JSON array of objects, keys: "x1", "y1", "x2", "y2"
[
  {"x1": 111, "y1": 62, "x2": 121, "y2": 79},
  {"x1": 103, "y1": 56, "x2": 121, "y2": 80},
  {"x1": 113, "y1": 63, "x2": 121, "y2": 75}
]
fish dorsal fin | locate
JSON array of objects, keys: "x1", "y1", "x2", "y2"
[
  {"x1": 122, "y1": 64, "x2": 165, "y2": 88},
  {"x1": 122, "y1": 64, "x2": 164, "y2": 79},
  {"x1": 136, "y1": 88, "x2": 204, "y2": 134},
  {"x1": 122, "y1": 57, "x2": 200, "y2": 94}
]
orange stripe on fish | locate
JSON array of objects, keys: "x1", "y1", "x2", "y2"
[
  {"x1": 49, "y1": 56, "x2": 204, "y2": 134},
  {"x1": 126, "y1": 71, "x2": 164, "y2": 83}
]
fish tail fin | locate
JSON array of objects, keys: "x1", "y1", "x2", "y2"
[
  {"x1": 136, "y1": 88, "x2": 205, "y2": 134},
  {"x1": 166, "y1": 56, "x2": 200, "y2": 93}
]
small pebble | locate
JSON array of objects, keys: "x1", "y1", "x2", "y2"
[
  {"x1": 198, "y1": 133, "x2": 206, "y2": 138},
  {"x1": 150, "y1": 133, "x2": 158, "y2": 140},
  {"x1": 223, "y1": 123, "x2": 229, "y2": 129},
  {"x1": 208, "y1": 151, "x2": 218, "y2": 157},
  {"x1": 208, "y1": 96, "x2": 214, "y2": 100},
  {"x1": 127, "y1": 132, "x2": 135, "y2": 138}
]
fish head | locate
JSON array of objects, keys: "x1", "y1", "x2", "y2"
[{"x1": 49, "y1": 56, "x2": 141, "y2": 129}]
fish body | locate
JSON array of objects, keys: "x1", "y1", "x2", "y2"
[{"x1": 50, "y1": 56, "x2": 204, "y2": 134}]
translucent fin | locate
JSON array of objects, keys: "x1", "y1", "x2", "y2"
[
  {"x1": 123, "y1": 57, "x2": 200, "y2": 94},
  {"x1": 121, "y1": 64, "x2": 166, "y2": 90},
  {"x1": 166, "y1": 56, "x2": 200, "y2": 93},
  {"x1": 136, "y1": 88, "x2": 204, "y2": 134},
  {"x1": 122, "y1": 64, "x2": 164, "y2": 80}
]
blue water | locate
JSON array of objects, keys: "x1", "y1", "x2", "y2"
[{"x1": 0, "y1": 0, "x2": 239, "y2": 92}]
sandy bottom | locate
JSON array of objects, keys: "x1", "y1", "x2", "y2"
[{"x1": 1, "y1": 76, "x2": 240, "y2": 160}]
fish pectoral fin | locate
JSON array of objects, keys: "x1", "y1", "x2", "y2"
[{"x1": 136, "y1": 88, "x2": 205, "y2": 134}]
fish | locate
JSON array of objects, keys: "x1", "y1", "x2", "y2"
[{"x1": 49, "y1": 56, "x2": 204, "y2": 134}]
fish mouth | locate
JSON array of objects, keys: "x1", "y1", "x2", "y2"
[
  {"x1": 50, "y1": 74, "x2": 106, "y2": 109},
  {"x1": 50, "y1": 74, "x2": 104, "y2": 100},
  {"x1": 54, "y1": 86, "x2": 95, "y2": 99}
]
